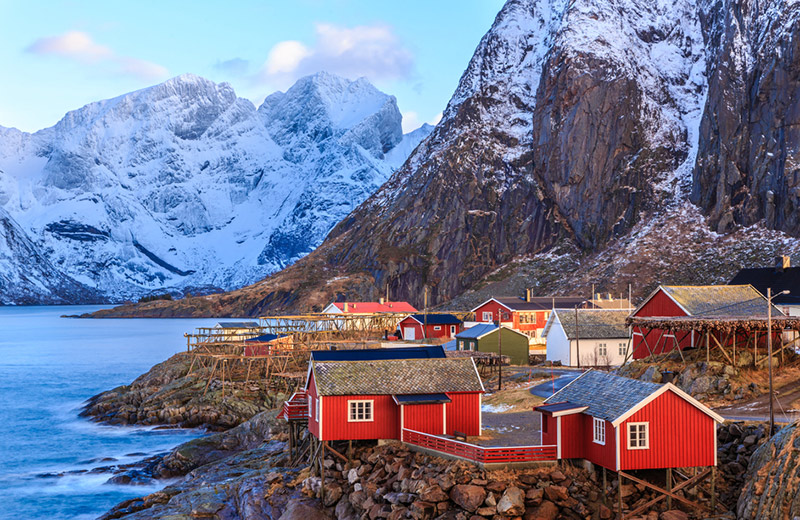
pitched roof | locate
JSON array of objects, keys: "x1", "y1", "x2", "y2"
[
  {"x1": 472, "y1": 296, "x2": 586, "y2": 312},
  {"x1": 245, "y1": 333, "x2": 288, "y2": 343},
  {"x1": 654, "y1": 285, "x2": 782, "y2": 317},
  {"x1": 310, "y1": 346, "x2": 445, "y2": 362},
  {"x1": 312, "y1": 358, "x2": 484, "y2": 396},
  {"x1": 546, "y1": 309, "x2": 630, "y2": 340},
  {"x1": 215, "y1": 321, "x2": 260, "y2": 329},
  {"x1": 729, "y1": 268, "x2": 800, "y2": 305},
  {"x1": 545, "y1": 370, "x2": 661, "y2": 423},
  {"x1": 327, "y1": 301, "x2": 418, "y2": 313},
  {"x1": 404, "y1": 313, "x2": 462, "y2": 325},
  {"x1": 456, "y1": 323, "x2": 498, "y2": 339}
]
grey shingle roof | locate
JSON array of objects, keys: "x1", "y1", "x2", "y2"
[
  {"x1": 216, "y1": 321, "x2": 260, "y2": 329},
  {"x1": 657, "y1": 285, "x2": 782, "y2": 317},
  {"x1": 312, "y1": 358, "x2": 483, "y2": 396},
  {"x1": 544, "y1": 370, "x2": 660, "y2": 423},
  {"x1": 490, "y1": 296, "x2": 586, "y2": 311},
  {"x1": 547, "y1": 309, "x2": 630, "y2": 340}
]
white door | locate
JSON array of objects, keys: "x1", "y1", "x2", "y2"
[
  {"x1": 404, "y1": 327, "x2": 416, "y2": 340},
  {"x1": 450, "y1": 325, "x2": 456, "y2": 336}
]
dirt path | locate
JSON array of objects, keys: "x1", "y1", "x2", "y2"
[
  {"x1": 478, "y1": 411, "x2": 541, "y2": 447},
  {"x1": 715, "y1": 381, "x2": 800, "y2": 423}
]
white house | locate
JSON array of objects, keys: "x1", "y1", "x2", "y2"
[{"x1": 542, "y1": 309, "x2": 631, "y2": 367}]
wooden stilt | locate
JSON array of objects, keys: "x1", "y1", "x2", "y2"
[
  {"x1": 711, "y1": 466, "x2": 716, "y2": 510},
  {"x1": 618, "y1": 472, "x2": 624, "y2": 519},
  {"x1": 602, "y1": 467, "x2": 607, "y2": 506},
  {"x1": 348, "y1": 440, "x2": 353, "y2": 463},
  {"x1": 733, "y1": 331, "x2": 736, "y2": 367},
  {"x1": 203, "y1": 359, "x2": 219, "y2": 396},
  {"x1": 666, "y1": 468, "x2": 672, "y2": 509},
  {"x1": 706, "y1": 331, "x2": 710, "y2": 362},
  {"x1": 320, "y1": 441, "x2": 326, "y2": 504}
]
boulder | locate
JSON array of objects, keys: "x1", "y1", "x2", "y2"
[
  {"x1": 524, "y1": 500, "x2": 559, "y2": 520},
  {"x1": 496, "y1": 486, "x2": 525, "y2": 516},
  {"x1": 279, "y1": 498, "x2": 332, "y2": 520},
  {"x1": 449, "y1": 484, "x2": 487, "y2": 512},
  {"x1": 659, "y1": 511, "x2": 688, "y2": 520},
  {"x1": 419, "y1": 484, "x2": 449, "y2": 503}
]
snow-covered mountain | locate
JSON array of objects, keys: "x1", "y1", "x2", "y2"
[{"x1": 0, "y1": 72, "x2": 431, "y2": 303}]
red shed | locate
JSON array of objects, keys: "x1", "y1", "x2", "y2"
[
  {"x1": 630, "y1": 285, "x2": 780, "y2": 359},
  {"x1": 398, "y1": 314, "x2": 464, "y2": 340},
  {"x1": 535, "y1": 370, "x2": 724, "y2": 471},
  {"x1": 306, "y1": 357, "x2": 484, "y2": 442}
]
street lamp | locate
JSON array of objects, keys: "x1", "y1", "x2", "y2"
[{"x1": 767, "y1": 288, "x2": 789, "y2": 436}]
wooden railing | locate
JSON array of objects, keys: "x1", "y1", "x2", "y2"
[
  {"x1": 402, "y1": 428, "x2": 557, "y2": 463},
  {"x1": 281, "y1": 390, "x2": 309, "y2": 421}
]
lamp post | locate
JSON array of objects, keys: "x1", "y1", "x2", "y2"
[{"x1": 767, "y1": 288, "x2": 790, "y2": 437}]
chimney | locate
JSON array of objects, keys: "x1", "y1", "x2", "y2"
[
  {"x1": 776, "y1": 255, "x2": 791, "y2": 273},
  {"x1": 526, "y1": 288, "x2": 531, "y2": 302},
  {"x1": 343, "y1": 302, "x2": 348, "y2": 312},
  {"x1": 379, "y1": 297, "x2": 385, "y2": 305}
]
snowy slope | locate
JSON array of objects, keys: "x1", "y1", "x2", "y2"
[{"x1": 0, "y1": 73, "x2": 431, "y2": 303}]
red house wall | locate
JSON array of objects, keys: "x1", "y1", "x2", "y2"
[
  {"x1": 581, "y1": 415, "x2": 617, "y2": 470},
  {"x1": 632, "y1": 290, "x2": 690, "y2": 359},
  {"x1": 308, "y1": 375, "x2": 320, "y2": 438},
  {"x1": 474, "y1": 301, "x2": 547, "y2": 334},
  {"x1": 445, "y1": 393, "x2": 481, "y2": 436},
  {"x1": 619, "y1": 390, "x2": 716, "y2": 470},
  {"x1": 321, "y1": 394, "x2": 399, "y2": 441},
  {"x1": 474, "y1": 301, "x2": 514, "y2": 324},
  {"x1": 540, "y1": 413, "x2": 557, "y2": 447},
  {"x1": 397, "y1": 318, "x2": 463, "y2": 339},
  {"x1": 559, "y1": 414, "x2": 585, "y2": 459},
  {"x1": 403, "y1": 403, "x2": 445, "y2": 435}
]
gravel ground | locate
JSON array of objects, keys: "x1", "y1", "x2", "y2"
[{"x1": 478, "y1": 411, "x2": 542, "y2": 447}]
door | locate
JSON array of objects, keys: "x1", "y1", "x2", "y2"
[
  {"x1": 450, "y1": 325, "x2": 456, "y2": 337},
  {"x1": 404, "y1": 327, "x2": 416, "y2": 340}
]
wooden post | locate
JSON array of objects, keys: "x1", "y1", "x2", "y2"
[
  {"x1": 348, "y1": 440, "x2": 353, "y2": 463},
  {"x1": 706, "y1": 331, "x2": 710, "y2": 362},
  {"x1": 754, "y1": 331, "x2": 758, "y2": 368},
  {"x1": 666, "y1": 468, "x2": 672, "y2": 509},
  {"x1": 733, "y1": 331, "x2": 736, "y2": 367},
  {"x1": 618, "y1": 472, "x2": 624, "y2": 519},
  {"x1": 320, "y1": 442, "x2": 326, "y2": 504},
  {"x1": 602, "y1": 467, "x2": 607, "y2": 506},
  {"x1": 711, "y1": 466, "x2": 716, "y2": 510}
]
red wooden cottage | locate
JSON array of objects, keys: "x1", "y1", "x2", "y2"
[
  {"x1": 630, "y1": 285, "x2": 781, "y2": 359},
  {"x1": 471, "y1": 295, "x2": 585, "y2": 341},
  {"x1": 322, "y1": 300, "x2": 418, "y2": 314},
  {"x1": 535, "y1": 370, "x2": 724, "y2": 471},
  {"x1": 305, "y1": 357, "x2": 484, "y2": 442},
  {"x1": 397, "y1": 313, "x2": 464, "y2": 340}
]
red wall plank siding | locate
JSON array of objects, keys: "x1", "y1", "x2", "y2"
[
  {"x1": 474, "y1": 301, "x2": 547, "y2": 334},
  {"x1": 559, "y1": 414, "x2": 585, "y2": 459},
  {"x1": 540, "y1": 413, "x2": 557, "y2": 447},
  {"x1": 398, "y1": 319, "x2": 463, "y2": 339},
  {"x1": 322, "y1": 394, "x2": 399, "y2": 441},
  {"x1": 445, "y1": 393, "x2": 481, "y2": 436},
  {"x1": 620, "y1": 390, "x2": 716, "y2": 470},
  {"x1": 633, "y1": 290, "x2": 690, "y2": 359},
  {"x1": 404, "y1": 403, "x2": 445, "y2": 435},
  {"x1": 474, "y1": 301, "x2": 514, "y2": 324},
  {"x1": 308, "y1": 375, "x2": 320, "y2": 438},
  {"x1": 582, "y1": 415, "x2": 617, "y2": 470}
]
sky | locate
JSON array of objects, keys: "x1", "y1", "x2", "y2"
[{"x1": 0, "y1": 0, "x2": 506, "y2": 133}]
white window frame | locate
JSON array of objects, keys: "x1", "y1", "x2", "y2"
[
  {"x1": 347, "y1": 399, "x2": 374, "y2": 422},
  {"x1": 593, "y1": 417, "x2": 606, "y2": 445},
  {"x1": 482, "y1": 311, "x2": 493, "y2": 322},
  {"x1": 619, "y1": 342, "x2": 626, "y2": 356},
  {"x1": 598, "y1": 343, "x2": 607, "y2": 356},
  {"x1": 627, "y1": 422, "x2": 649, "y2": 449},
  {"x1": 433, "y1": 325, "x2": 442, "y2": 331},
  {"x1": 315, "y1": 398, "x2": 320, "y2": 422}
]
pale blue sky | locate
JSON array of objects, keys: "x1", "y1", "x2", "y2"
[{"x1": 0, "y1": 0, "x2": 506, "y2": 133}]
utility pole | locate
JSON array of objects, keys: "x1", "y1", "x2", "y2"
[
  {"x1": 768, "y1": 287, "x2": 774, "y2": 436},
  {"x1": 575, "y1": 304, "x2": 581, "y2": 369},
  {"x1": 423, "y1": 287, "x2": 428, "y2": 340},
  {"x1": 496, "y1": 313, "x2": 504, "y2": 391}
]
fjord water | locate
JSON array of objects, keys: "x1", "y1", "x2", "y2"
[{"x1": 0, "y1": 306, "x2": 218, "y2": 520}]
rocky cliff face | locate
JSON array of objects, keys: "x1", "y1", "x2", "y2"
[
  {"x1": 693, "y1": 0, "x2": 800, "y2": 234},
  {"x1": 0, "y1": 73, "x2": 430, "y2": 304}
]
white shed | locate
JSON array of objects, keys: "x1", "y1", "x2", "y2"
[{"x1": 542, "y1": 309, "x2": 631, "y2": 367}]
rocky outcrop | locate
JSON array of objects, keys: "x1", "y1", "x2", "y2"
[
  {"x1": 737, "y1": 421, "x2": 800, "y2": 519},
  {"x1": 81, "y1": 353, "x2": 277, "y2": 430},
  {"x1": 693, "y1": 1, "x2": 800, "y2": 235}
]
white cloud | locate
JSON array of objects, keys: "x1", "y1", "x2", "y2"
[
  {"x1": 27, "y1": 31, "x2": 168, "y2": 81},
  {"x1": 402, "y1": 111, "x2": 443, "y2": 133},
  {"x1": 259, "y1": 23, "x2": 413, "y2": 89}
]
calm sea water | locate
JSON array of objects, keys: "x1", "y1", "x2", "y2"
[{"x1": 0, "y1": 306, "x2": 220, "y2": 520}]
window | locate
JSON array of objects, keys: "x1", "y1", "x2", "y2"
[
  {"x1": 450, "y1": 325, "x2": 456, "y2": 335},
  {"x1": 482, "y1": 311, "x2": 493, "y2": 322},
  {"x1": 619, "y1": 342, "x2": 627, "y2": 356},
  {"x1": 627, "y1": 422, "x2": 649, "y2": 449},
  {"x1": 532, "y1": 313, "x2": 538, "y2": 325},
  {"x1": 458, "y1": 340, "x2": 465, "y2": 350},
  {"x1": 598, "y1": 343, "x2": 607, "y2": 356},
  {"x1": 593, "y1": 417, "x2": 606, "y2": 445},
  {"x1": 348, "y1": 400, "x2": 373, "y2": 422},
  {"x1": 433, "y1": 325, "x2": 442, "y2": 331},
  {"x1": 315, "y1": 398, "x2": 320, "y2": 422}
]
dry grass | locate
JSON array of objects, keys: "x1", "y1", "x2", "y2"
[{"x1": 482, "y1": 379, "x2": 547, "y2": 413}]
